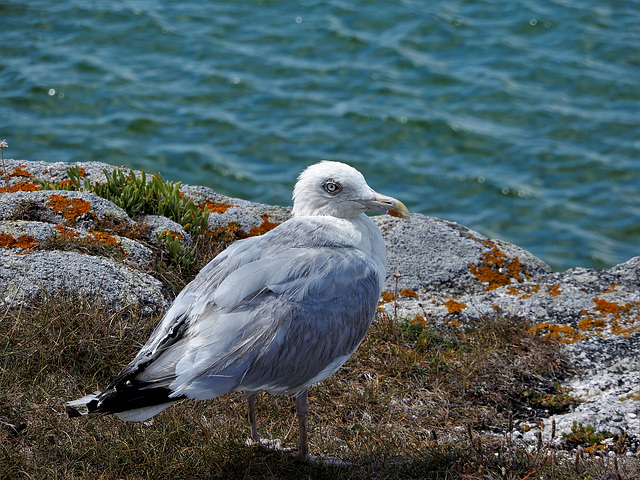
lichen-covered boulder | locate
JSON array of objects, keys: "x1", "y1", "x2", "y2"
[
  {"x1": 180, "y1": 184, "x2": 290, "y2": 236},
  {"x1": 375, "y1": 214, "x2": 552, "y2": 296},
  {"x1": 0, "y1": 160, "x2": 167, "y2": 311},
  {"x1": 376, "y1": 213, "x2": 640, "y2": 449},
  {"x1": 0, "y1": 250, "x2": 167, "y2": 314},
  {"x1": 0, "y1": 190, "x2": 133, "y2": 229}
]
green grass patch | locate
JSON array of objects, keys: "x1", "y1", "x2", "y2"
[
  {"x1": 40, "y1": 166, "x2": 217, "y2": 274},
  {"x1": 41, "y1": 166, "x2": 210, "y2": 238}
]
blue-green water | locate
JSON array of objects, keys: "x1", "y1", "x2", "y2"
[{"x1": 1, "y1": 1, "x2": 638, "y2": 271}]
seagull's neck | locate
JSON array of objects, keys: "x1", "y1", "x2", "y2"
[{"x1": 288, "y1": 214, "x2": 386, "y2": 265}]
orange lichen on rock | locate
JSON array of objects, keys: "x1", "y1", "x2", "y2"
[
  {"x1": 619, "y1": 390, "x2": 640, "y2": 402},
  {"x1": 583, "y1": 298, "x2": 640, "y2": 338},
  {"x1": 200, "y1": 200, "x2": 237, "y2": 214},
  {"x1": 506, "y1": 284, "x2": 539, "y2": 299},
  {"x1": 377, "y1": 291, "x2": 396, "y2": 312},
  {"x1": 9, "y1": 165, "x2": 33, "y2": 178},
  {"x1": 530, "y1": 322, "x2": 581, "y2": 344},
  {"x1": 86, "y1": 230, "x2": 120, "y2": 247},
  {"x1": 443, "y1": 297, "x2": 467, "y2": 314},
  {"x1": 52, "y1": 225, "x2": 124, "y2": 256},
  {"x1": 399, "y1": 288, "x2": 419, "y2": 298},
  {"x1": 0, "y1": 163, "x2": 37, "y2": 190},
  {"x1": 0, "y1": 181, "x2": 40, "y2": 193},
  {"x1": 379, "y1": 292, "x2": 396, "y2": 304},
  {"x1": 44, "y1": 167, "x2": 85, "y2": 188},
  {"x1": 411, "y1": 315, "x2": 427, "y2": 325},
  {"x1": 592, "y1": 298, "x2": 626, "y2": 316},
  {"x1": 547, "y1": 284, "x2": 562, "y2": 297},
  {"x1": 46, "y1": 194, "x2": 92, "y2": 220},
  {"x1": 249, "y1": 215, "x2": 281, "y2": 237},
  {"x1": 584, "y1": 444, "x2": 607, "y2": 455},
  {"x1": 18, "y1": 235, "x2": 37, "y2": 249},
  {"x1": 469, "y1": 240, "x2": 529, "y2": 291},
  {"x1": 0, "y1": 232, "x2": 37, "y2": 249},
  {"x1": 577, "y1": 316, "x2": 607, "y2": 334},
  {"x1": 534, "y1": 297, "x2": 640, "y2": 344},
  {"x1": 54, "y1": 225, "x2": 80, "y2": 241},
  {"x1": 601, "y1": 283, "x2": 621, "y2": 294},
  {"x1": 0, "y1": 232, "x2": 38, "y2": 250}
]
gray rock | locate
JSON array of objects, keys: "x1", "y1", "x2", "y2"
[
  {"x1": 0, "y1": 160, "x2": 164, "y2": 311},
  {"x1": 0, "y1": 190, "x2": 133, "y2": 229},
  {"x1": 180, "y1": 184, "x2": 291, "y2": 235},
  {"x1": 0, "y1": 250, "x2": 167, "y2": 314},
  {"x1": 0, "y1": 219, "x2": 153, "y2": 269},
  {"x1": 0, "y1": 158, "x2": 131, "y2": 186},
  {"x1": 376, "y1": 213, "x2": 552, "y2": 295},
  {"x1": 0, "y1": 219, "x2": 55, "y2": 246},
  {"x1": 139, "y1": 214, "x2": 193, "y2": 246}
]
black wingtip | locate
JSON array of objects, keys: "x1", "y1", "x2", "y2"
[
  {"x1": 66, "y1": 405, "x2": 82, "y2": 418},
  {"x1": 83, "y1": 383, "x2": 183, "y2": 419}
]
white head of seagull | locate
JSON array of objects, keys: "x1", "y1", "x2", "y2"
[
  {"x1": 292, "y1": 161, "x2": 409, "y2": 219},
  {"x1": 66, "y1": 160, "x2": 409, "y2": 461}
]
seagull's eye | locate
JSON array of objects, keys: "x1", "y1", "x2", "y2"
[{"x1": 323, "y1": 180, "x2": 342, "y2": 195}]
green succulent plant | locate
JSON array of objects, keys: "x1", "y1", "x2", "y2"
[{"x1": 41, "y1": 166, "x2": 210, "y2": 271}]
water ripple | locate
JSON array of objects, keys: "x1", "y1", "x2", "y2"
[{"x1": 1, "y1": 0, "x2": 638, "y2": 270}]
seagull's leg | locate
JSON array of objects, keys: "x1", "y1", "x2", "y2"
[
  {"x1": 247, "y1": 394, "x2": 259, "y2": 442},
  {"x1": 295, "y1": 389, "x2": 309, "y2": 457},
  {"x1": 295, "y1": 390, "x2": 348, "y2": 466},
  {"x1": 246, "y1": 395, "x2": 289, "y2": 451}
]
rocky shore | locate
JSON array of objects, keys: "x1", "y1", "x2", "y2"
[{"x1": 1, "y1": 159, "x2": 638, "y2": 455}]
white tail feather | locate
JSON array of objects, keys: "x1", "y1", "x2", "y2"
[
  {"x1": 66, "y1": 391, "x2": 101, "y2": 416},
  {"x1": 114, "y1": 402, "x2": 178, "y2": 421}
]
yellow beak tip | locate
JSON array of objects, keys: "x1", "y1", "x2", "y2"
[{"x1": 389, "y1": 201, "x2": 410, "y2": 219}]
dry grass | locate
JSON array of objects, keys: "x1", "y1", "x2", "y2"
[{"x1": 1, "y1": 294, "x2": 638, "y2": 479}]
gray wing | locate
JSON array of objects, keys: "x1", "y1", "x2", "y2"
[{"x1": 114, "y1": 219, "x2": 383, "y2": 400}]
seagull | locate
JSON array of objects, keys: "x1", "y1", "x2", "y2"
[{"x1": 67, "y1": 161, "x2": 409, "y2": 457}]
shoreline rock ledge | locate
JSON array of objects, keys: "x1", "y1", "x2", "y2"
[{"x1": 1, "y1": 159, "x2": 638, "y2": 454}]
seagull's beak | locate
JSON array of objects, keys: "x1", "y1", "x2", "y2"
[{"x1": 359, "y1": 192, "x2": 410, "y2": 218}]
